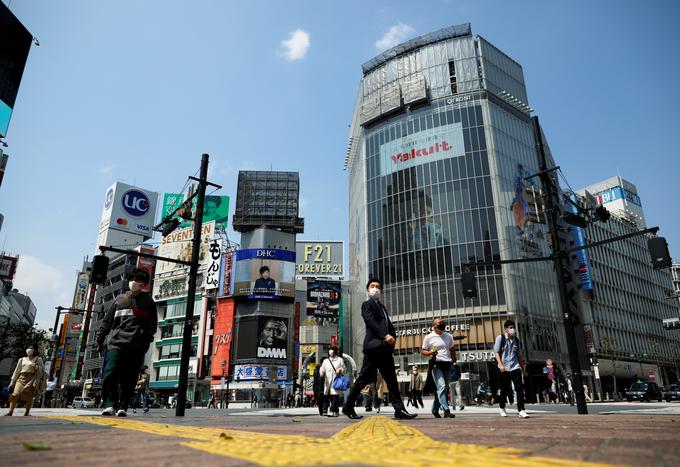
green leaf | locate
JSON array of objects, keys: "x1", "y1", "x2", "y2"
[{"x1": 22, "y1": 442, "x2": 51, "y2": 451}]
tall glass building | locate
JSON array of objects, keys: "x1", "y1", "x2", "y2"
[{"x1": 346, "y1": 23, "x2": 568, "y2": 398}]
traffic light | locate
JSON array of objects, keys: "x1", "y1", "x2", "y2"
[
  {"x1": 648, "y1": 237, "x2": 672, "y2": 270},
  {"x1": 161, "y1": 218, "x2": 181, "y2": 237},
  {"x1": 90, "y1": 255, "x2": 110, "y2": 285},
  {"x1": 593, "y1": 205, "x2": 611, "y2": 223},
  {"x1": 461, "y1": 271, "x2": 477, "y2": 298}
]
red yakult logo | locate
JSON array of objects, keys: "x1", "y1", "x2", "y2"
[{"x1": 391, "y1": 140, "x2": 452, "y2": 165}]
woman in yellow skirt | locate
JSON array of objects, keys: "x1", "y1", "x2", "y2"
[{"x1": 5, "y1": 345, "x2": 44, "y2": 416}]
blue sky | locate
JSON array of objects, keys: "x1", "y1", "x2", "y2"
[{"x1": 1, "y1": 0, "x2": 678, "y2": 330}]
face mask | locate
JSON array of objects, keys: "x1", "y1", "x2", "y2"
[
  {"x1": 507, "y1": 328, "x2": 516, "y2": 337},
  {"x1": 26, "y1": 348, "x2": 34, "y2": 357},
  {"x1": 329, "y1": 350, "x2": 335, "y2": 357},
  {"x1": 368, "y1": 287, "x2": 381, "y2": 299},
  {"x1": 436, "y1": 323, "x2": 446, "y2": 331},
  {"x1": 129, "y1": 281, "x2": 144, "y2": 292}
]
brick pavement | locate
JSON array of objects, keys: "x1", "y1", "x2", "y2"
[{"x1": 0, "y1": 412, "x2": 677, "y2": 466}]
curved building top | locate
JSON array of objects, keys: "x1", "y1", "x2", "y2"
[{"x1": 362, "y1": 23, "x2": 472, "y2": 75}]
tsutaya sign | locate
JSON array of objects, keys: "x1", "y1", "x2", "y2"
[
  {"x1": 379, "y1": 122, "x2": 464, "y2": 176},
  {"x1": 395, "y1": 323, "x2": 471, "y2": 337},
  {"x1": 458, "y1": 350, "x2": 496, "y2": 362}
]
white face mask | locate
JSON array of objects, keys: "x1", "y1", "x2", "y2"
[
  {"x1": 329, "y1": 350, "x2": 335, "y2": 357},
  {"x1": 129, "y1": 281, "x2": 144, "y2": 292},
  {"x1": 368, "y1": 287, "x2": 381, "y2": 300},
  {"x1": 26, "y1": 348, "x2": 34, "y2": 357},
  {"x1": 507, "y1": 328, "x2": 516, "y2": 337}
]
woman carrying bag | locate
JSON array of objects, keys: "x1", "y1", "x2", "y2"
[
  {"x1": 319, "y1": 346, "x2": 347, "y2": 417},
  {"x1": 5, "y1": 345, "x2": 45, "y2": 416}
]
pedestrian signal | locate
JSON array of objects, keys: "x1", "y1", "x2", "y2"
[{"x1": 90, "y1": 255, "x2": 110, "y2": 285}]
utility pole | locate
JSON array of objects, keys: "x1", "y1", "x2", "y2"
[
  {"x1": 532, "y1": 116, "x2": 588, "y2": 414},
  {"x1": 176, "y1": 153, "x2": 209, "y2": 416},
  {"x1": 74, "y1": 284, "x2": 97, "y2": 381}
]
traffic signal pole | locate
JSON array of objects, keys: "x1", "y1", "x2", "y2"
[
  {"x1": 532, "y1": 116, "x2": 588, "y2": 414},
  {"x1": 175, "y1": 153, "x2": 209, "y2": 417}
]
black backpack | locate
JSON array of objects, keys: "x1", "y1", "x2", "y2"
[{"x1": 498, "y1": 334, "x2": 521, "y2": 355}]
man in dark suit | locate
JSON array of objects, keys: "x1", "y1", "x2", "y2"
[{"x1": 342, "y1": 278, "x2": 417, "y2": 420}]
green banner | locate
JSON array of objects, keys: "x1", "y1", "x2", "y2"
[{"x1": 162, "y1": 193, "x2": 230, "y2": 230}]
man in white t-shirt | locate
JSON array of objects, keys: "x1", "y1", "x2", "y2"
[{"x1": 421, "y1": 317, "x2": 456, "y2": 419}]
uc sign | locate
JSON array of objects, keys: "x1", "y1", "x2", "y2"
[{"x1": 122, "y1": 189, "x2": 150, "y2": 217}]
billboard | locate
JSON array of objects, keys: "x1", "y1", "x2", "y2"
[
  {"x1": 204, "y1": 239, "x2": 221, "y2": 291},
  {"x1": 0, "y1": 1, "x2": 32, "y2": 138},
  {"x1": 0, "y1": 254, "x2": 18, "y2": 280},
  {"x1": 379, "y1": 122, "x2": 465, "y2": 176},
  {"x1": 233, "y1": 364, "x2": 287, "y2": 382},
  {"x1": 211, "y1": 298, "x2": 235, "y2": 378},
  {"x1": 98, "y1": 182, "x2": 159, "y2": 239},
  {"x1": 295, "y1": 241, "x2": 344, "y2": 278},
  {"x1": 233, "y1": 248, "x2": 295, "y2": 300},
  {"x1": 236, "y1": 316, "x2": 289, "y2": 361},
  {"x1": 151, "y1": 222, "x2": 215, "y2": 301},
  {"x1": 567, "y1": 194, "x2": 593, "y2": 291},
  {"x1": 306, "y1": 280, "x2": 341, "y2": 320},
  {"x1": 135, "y1": 246, "x2": 156, "y2": 293},
  {"x1": 162, "y1": 193, "x2": 230, "y2": 230}
]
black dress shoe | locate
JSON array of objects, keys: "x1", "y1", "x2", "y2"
[
  {"x1": 431, "y1": 410, "x2": 441, "y2": 418},
  {"x1": 365, "y1": 406, "x2": 372, "y2": 412},
  {"x1": 394, "y1": 409, "x2": 417, "y2": 420},
  {"x1": 443, "y1": 410, "x2": 455, "y2": 418},
  {"x1": 341, "y1": 407, "x2": 363, "y2": 420}
]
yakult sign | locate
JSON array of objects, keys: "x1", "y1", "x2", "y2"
[{"x1": 379, "y1": 122, "x2": 465, "y2": 176}]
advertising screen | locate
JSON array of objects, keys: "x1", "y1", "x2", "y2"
[
  {"x1": 236, "y1": 315, "x2": 289, "y2": 361},
  {"x1": 233, "y1": 248, "x2": 295, "y2": 300},
  {"x1": 306, "y1": 280, "x2": 341, "y2": 320},
  {"x1": 162, "y1": 193, "x2": 230, "y2": 230}
]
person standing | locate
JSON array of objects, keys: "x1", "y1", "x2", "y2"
[
  {"x1": 5, "y1": 345, "x2": 45, "y2": 416},
  {"x1": 494, "y1": 320, "x2": 529, "y2": 418},
  {"x1": 208, "y1": 391, "x2": 217, "y2": 409},
  {"x1": 566, "y1": 376, "x2": 574, "y2": 406},
  {"x1": 409, "y1": 366, "x2": 425, "y2": 409},
  {"x1": 342, "y1": 278, "x2": 416, "y2": 420},
  {"x1": 313, "y1": 357, "x2": 328, "y2": 416},
  {"x1": 421, "y1": 317, "x2": 456, "y2": 419},
  {"x1": 95, "y1": 268, "x2": 157, "y2": 417},
  {"x1": 134, "y1": 366, "x2": 151, "y2": 413},
  {"x1": 320, "y1": 346, "x2": 346, "y2": 417},
  {"x1": 44, "y1": 378, "x2": 57, "y2": 408}
]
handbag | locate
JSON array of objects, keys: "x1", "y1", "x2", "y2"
[
  {"x1": 422, "y1": 355, "x2": 437, "y2": 395},
  {"x1": 328, "y1": 358, "x2": 349, "y2": 391}
]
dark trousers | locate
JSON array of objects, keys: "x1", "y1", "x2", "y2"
[
  {"x1": 317, "y1": 394, "x2": 327, "y2": 415},
  {"x1": 102, "y1": 348, "x2": 144, "y2": 411},
  {"x1": 344, "y1": 347, "x2": 404, "y2": 412},
  {"x1": 328, "y1": 394, "x2": 340, "y2": 414},
  {"x1": 414, "y1": 390, "x2": 424, "y2": 408},
  {"x1": 499, "y1": 368, "x2": 525, "y2": 412}
]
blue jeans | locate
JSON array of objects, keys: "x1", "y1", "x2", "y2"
[{"x1": 432, "y1": 365, "x2": 451, "y2": 412}]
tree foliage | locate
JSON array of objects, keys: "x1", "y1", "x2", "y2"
[{"x1": 0, "y1": 322, "x2": 49, "y2": 365}]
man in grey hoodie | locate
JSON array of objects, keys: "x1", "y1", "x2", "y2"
[{"x1": 96, "y1": 268, "x2": 157, "y2": 416}]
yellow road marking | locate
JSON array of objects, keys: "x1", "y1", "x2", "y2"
[{"x1": 50, "y1": 415, "x2": 618, "y2": 466}]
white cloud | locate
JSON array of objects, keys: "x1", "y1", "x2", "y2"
[
  {"x1": 279, "y1": 29, "x2": 310, "y2": 61},
  {"x1": 99, "y1": 163, "x2": 116, "y2": 175},
  {"x1": 375, "y1": 23, "x2": 414, "y2": 50},
  {"x1": 13, "y1": 256, "x2": 74, "y2": 332}
]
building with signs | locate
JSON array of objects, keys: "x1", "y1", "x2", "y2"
[
  {"x1": 345, "y1": 23, "x2": 576, "y2": 400},
  {"x1": 576, "y1": 178, "x2": 680, "y2": 392}
]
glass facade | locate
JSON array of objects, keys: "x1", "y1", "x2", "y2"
[{"x1": 347, "y1": 24, "x2": 564, "y2": 400}]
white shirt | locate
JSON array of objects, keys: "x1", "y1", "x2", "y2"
[{"x1": 422, "y1": 331, "x2": 454, "y2": 362}]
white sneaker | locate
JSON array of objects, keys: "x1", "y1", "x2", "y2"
[
  {"x1": 499, "y1": 408, "x2": 507, "y2": 417},
  {"x1": 116, "y1": 409, "x2": 127, "y2": 417},
  {"x1": 101, "y1": 407, "x2": 115, "y2": 416},
  {"x1": 518, "y1": 410, "x2": 530, "y2": 418}
]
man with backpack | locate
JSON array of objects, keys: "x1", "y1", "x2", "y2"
[{"x1": 493, "y1": 319, "x2": 529, "y2": 418}]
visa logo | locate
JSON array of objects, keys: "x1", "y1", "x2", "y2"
[{"x1": 137, "y1": 224, "x2": 151, "y2": 232}]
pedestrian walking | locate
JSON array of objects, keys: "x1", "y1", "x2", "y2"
[
  {"x1": 320, "y1": 346, "x2": 346, "y2": 417},
  {"x1": 133, "y1": 366, "x2": 151, "y2": 413},
  {"x1": 208, "y1": 391, "x2": 217, "y2": 409},
  {"x1": 4, "y1": 345, "x2": 46, "y2": 416},
  {"x1": 421, "y1": 317, "x2": 456, "y2": 419},
  {"x1": 449, "y1": 363, "x2": 465, "y2": 411},
  {"x1": 493, "y1": 320, "x2": 529, "y2": 418},
  {"x1": 44, "y1": 378, "x2": 56, "y2": 408},
  {"x1": 95, "y1": 268, "x2": 157, "y2": 417},
  {"x1": 566, "y1": 376, "x2": 574, "y2": 406},
  {"x1": 341, "y1": 278, "x2": 416, "y2": 420},
  {"x1": 361, "y1": 383, "x2": 378, "y2": 412},
  {"x1": 409, "y1": 366, "x2": 425, "y2": 408},
  {"x1": 313, "y1": 357, "x2": 328, "y2": 416}
]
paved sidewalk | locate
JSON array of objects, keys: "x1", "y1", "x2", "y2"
[{"x1": 0, "y1": 407, "x2": 678, "y2": 466}]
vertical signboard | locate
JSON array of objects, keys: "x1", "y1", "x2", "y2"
[
  {"x1": 211, "y1": 298, "x2": 235, "y2": 378},
  {"x1": 204, "y1": 239, "x2": 221, "y2": 291},
  {"x1": 567, "y1": 194, "x2": 593, "y2": 291}
]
